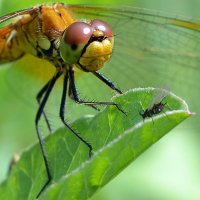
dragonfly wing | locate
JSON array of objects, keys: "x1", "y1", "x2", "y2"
[
  {"x1": 67, "y1": 5, "x2": 200, "y2": 128},
  {"x1": 3, "y1": 4, "x2": 200, "y2": 129},
  {"x1": 5, "y1": 54, "x2": 56, "y2": 107},
  {"x1": 0, "y1": 7, "x2": 38, "y2": 24}
]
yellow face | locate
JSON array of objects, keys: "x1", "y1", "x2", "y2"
[{"x1": 60, "y1": 19, "x2": 114, "y2": 72}]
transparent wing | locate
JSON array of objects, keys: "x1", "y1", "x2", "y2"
[
  {"x1": 147, "y1": 86, "x2": 169, "y2": 109},
  {"x1": 68, "y1": 4, "x2": 200, "y2": 128},
  {"x1": 4, "y1": 4, "x2": 200, "y2": 129},
  {"x1": 0, "y1": 7, "x2": 38, "y2": 24}
]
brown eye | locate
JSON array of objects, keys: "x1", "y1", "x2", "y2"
[
  {"x1": 64, "y1": 22, "x2": 92, "y2": 45},
  {"x1": 60, "y1": 19, "x2": 114, "y2": 68},
  {"x1": 91, "y1": 19, "x2": 113, "y2": 37}
]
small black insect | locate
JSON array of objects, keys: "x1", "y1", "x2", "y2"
[{"x1": 140, "y1": 96, "x2": 167, "y2": 120}]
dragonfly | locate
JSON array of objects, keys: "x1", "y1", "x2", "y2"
[
  {"x1": 0, "y1": 3, "x2": 127, "y2": 197},
  {"x1": 0, "y1": 2, "x2": 200, "y2": 198}
]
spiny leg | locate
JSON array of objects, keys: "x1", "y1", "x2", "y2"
[
  {"x1": 69, "y1": 68, "x2": 125, "y2": 115},
  {"x1": 92, "y1": 71, "x2": 122, "y2": 94},
  {"x1": 59, "y1": 70, "x2": 93, "y2": 157},
  {"x1": 35, "y1": 71, "x2": 62, "y2": 198},
  {"x1": 36, "y1": 79, "x2": 52, "y2": 132},
  {"x1": 68, "y1": 76, "x2": 100, "y2": 111}
]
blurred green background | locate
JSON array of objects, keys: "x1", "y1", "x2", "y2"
[{"x1": 0, "y1": 0, "x2": 200, "y2": 200}]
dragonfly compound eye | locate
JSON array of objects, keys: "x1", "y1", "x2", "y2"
[
  {"x1": 60, "y1": 22, "x2": 92, "y2": 65},
  {"x1": 60, "y1": 20, "x2": 114, "y2": 72},
  {"x1": 91, "y1": 19, "x2": 113, "y2": 37}
]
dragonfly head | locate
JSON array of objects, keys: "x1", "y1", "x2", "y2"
[{"x1": 60, "y1": 19, "x2": 114, "y2": 72}]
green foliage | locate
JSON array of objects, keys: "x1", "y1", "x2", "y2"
[{"x1": 0, "y1": 88, "x2": 191, "y2": 200}]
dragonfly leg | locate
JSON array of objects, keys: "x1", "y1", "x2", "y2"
[
  {"x1": 59, "y1": 71, "x2": 93, "y2": 158},
  {"x1": 69, "y1": 68, "x2": 126, "y2": 115},
  {"x1": 36, "y1": 80, "x2": 52, "y2": 133},
  {"x1": 68, "y1": 78, "x2": 100, "y2": 111},
  {"x1": 35, "y1": 71, "x2": 62, "y2": 198},
  {"x1": 92, "y1": 71, "x2": 122, "y2": 94}
]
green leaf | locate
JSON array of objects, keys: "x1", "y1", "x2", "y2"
[{"x1": 0, "y1": 88, "x2": 191, "y2": 200}]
